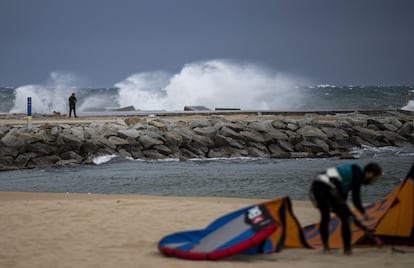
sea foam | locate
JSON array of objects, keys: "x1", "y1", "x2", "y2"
[
  {"x1": 92, "y1": 154, "x2": 118, "y2": 165},
  {"x1": 10, "y1": 72, "x2": 77, "y2": 114},
  {"x1": 9, "y1": 60, "x2": 306, "y2": 113},
  {"x1": 115, "y1": 59, "x2": 307, "y2": 111}
]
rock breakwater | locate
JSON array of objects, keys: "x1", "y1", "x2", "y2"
[{"x1": 0, "y1": 112, "x2": 413, "y2": 171}]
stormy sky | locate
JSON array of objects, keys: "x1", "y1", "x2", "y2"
[{"x1": 0, "y1": 0, "x2": 413, "y2": 87}]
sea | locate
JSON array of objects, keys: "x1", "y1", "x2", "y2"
[{"x1": 0, "y1": 64, "x2": 413, "y2": 202}]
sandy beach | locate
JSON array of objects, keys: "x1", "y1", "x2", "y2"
[{"x1": 0, "y1": 192, "x2": 412, "y2": 268}]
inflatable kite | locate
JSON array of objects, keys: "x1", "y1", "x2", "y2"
[{"x1": 159, "y1": 167, "x2": 414, "y2": 260}]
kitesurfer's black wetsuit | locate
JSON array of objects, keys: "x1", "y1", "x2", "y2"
[{"x1": 310, "y1": 163, "x2": 368, "y2": 253}]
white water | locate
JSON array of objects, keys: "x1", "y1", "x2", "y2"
[
  {"x1": 9, "y1": 60, "x2": 307, "y2": 113},
  {"x1": 115, "y1": 59, "x2": 307, "y2": 111},
  {"x1": 401, "y1": 100, "x2": 414, "y2": 112},
  {"x1": 10, "y1": 72, "x2": 78, "y2": 114},
  {"x1": 351, "y1": 145, "x2": 414, "y2": 159},
  {"x1": 92, "y1": 154, "x2": 118, "y2": 165}
]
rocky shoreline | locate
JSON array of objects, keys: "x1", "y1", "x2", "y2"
[{"x1": 0, "y1": 112, "x2": 413, "y2": 171}]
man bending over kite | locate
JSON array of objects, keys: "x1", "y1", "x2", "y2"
[{"x1": 309, "y1": 162, "x2": 382, "y2": 255}]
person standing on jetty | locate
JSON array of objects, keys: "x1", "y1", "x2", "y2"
[
  {"x1": 68, "y1": 92, "x2": 78, "y2": 118},
  {"x1": 309, "y1": 162, "x2": 382, "y2": 255}
]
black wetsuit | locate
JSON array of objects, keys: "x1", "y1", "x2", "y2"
[
  {"x1": 69, "y1": 95, "x2": 77, "y2": 117},
  {"x1": 407, "y1": 162, "x2": 414, "y2": 179},
  {"x1": 310, "y1": 164, "x2": 367, "y2": 252}
]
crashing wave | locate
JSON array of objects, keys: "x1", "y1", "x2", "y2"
[
  {"x1": 351, "y1": 145, "x2": 414, "y2": 159},
  {"x1": 92, "y1": 154, "x2": 118, "y2": 165}
]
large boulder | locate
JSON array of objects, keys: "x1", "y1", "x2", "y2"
[
  {"x1": 27, "y1": 155, "x2": 61, "y2": 168},
  {"x1": 124, "y1": 117, "x2": 141, "y2": 126},
  {"x1": 228, "y1": 138, "x2": 246, "y2": 150},
  {"x1": 149, "y1": 119, "x2": 169, "y2": 131},
  {"x1": 171, "y1": 127, "x2": 194, "y2": 144},
  {"x1": 300, "y1": 140, "x2": 328, "y2": 154},
  {"x1": 277, "y1": 139, "x2": 294, "y2": 152},
  {"x1": 271, "y1": 120, "x2": 286, "y2": 130},
  {"x1": 297, "y1": 126, "x2": 328, "y2": 141},
  {"x1": 247, "y1": 120, "x2": 275, "y2": 133},
  {"x1": 380, "y1": 123, "x2": 398, "y2": 132},
  {"x1": 336, "y1": 120, "x2": 353, "y2": 128},
  {"x1": 321, "y1": 127, "x2": 349, "y2": 141},
  {"x1": 335, "y1": 140, "x2": 355, "y2": 151},
  {"x1": 107, "y1": 136, "x2": 130, "y2": 147},
  {"x1": 268, "y1": 130, "x2": 289, "y2": 141},
  {"x1": 94, "y1": 125, "x2": 118, "y2": 138},
  {"x1": 350, "y1": 136, "x2": 374, "y2": 147},
  {"x1": 117, "y1": 148, "x2": 132, "y2": 159},
  {"x1": 192, "y1": 134, "x2": 214, "y2": 148},
  {"x1": 180, "y1": 148, "x2": 201, "y2": 159},
  {"x1": 164, "y1": 131, "x2": 183, "y2": 147},
  {"x1": 30, "y1": 128, "x2": 54, "y2": 142},
  {"x1": 0, "y1": 155, "x2": 17, "y2": 170},
  {"x1": 115, "y1": 119, "x2": 129, "y2": 127},
  {"x1": 152, "y1": 144, "x2": 173, "y2": 156},
  {"x1": 80, "y1": 140, "x2": 101, "y2": 156},
  {"x1": 285, "y1": 130, "x2": 302, "y2": 144},
  {"x1": 184, "y1": 143, "x2": 208, "y2": 156},
  {"x1": 220, "y1": 126, "x2": 243, "y2": 139},
  {"x1": 83, "y1": 126, "x2": 101, "y2": 139},
  {"x1": 1, "y1": 129, "x2": 41, "y2": 147},
  {"x1": 0, "y1": 126, "x2": 10, "y2": 138},
  {"x1": 60, "y1": 151, "x2": 83, "y2": 162},
  {"x1": 248, "y1": 142, "x2": 269, "y2": 153},
  {"x1": 190, "y1": 119, "x2": 212, "y2": 128},
  {"x1": 213, "y1": 135, "x2": 231, "y2": 147},
  {"x1": 207, "y1": 147, "x2": 228, "y2": 158},
  {"x1": 346, "y1": 117, "x2": 367, "y2": 127},
  {"x1": 119, "y1": 142, "x2": 144, "y2": 158},
  {"x1": 398, "y1": 122, "x2": 413, "y2": 137},
  {"x1": 312, "y1": 138, "x2": 330, "y2": 153},
  {"x1": 138, "y1": 135, "x2": 164, "y2": 149},
  {"x1": 225, "y1": 121, "x2": 247, "y2": 132},
  {"x1": 394, "y1": 139, "x2": 414, "y2": 147},
  {"x1": 25, "y1": 142, "x2": 57, "y2": 156},
  {"x1": 352, "y1": 126, "x2": 382, "y2": 142},
  {"x1": 50, "y1": 126, "x2": 62, "y2": 137},
  {"x1": 117, "y1": 129, "x2": 140, "y2": 139},
  {"x1": 247, "y1": 147, "x2": 270, "y2": 158},
  {"x1": 71, "y1": 126, "x2": 85, "y2": 140},
  {"x1": 378, "y1": 131, "x2": 407, "y2": 142},
  {"x1": 285, "y1": 122, "x2": 299, "y2": 131},
  {"x1": 268, "y1": 144, "x2": 290, "y2": 158},
  {"x1": 0, "y1": 145, "x2": 20, "y2": 157},
  {"x1": 56, "y1": 133, "x2": 83, "y2": 151},
  {"x1": 193, "y1": 126, "x2": 216, "y2": 138},
  {"x1": 240, "y1": 130, "x2": 266, "y2": 143},
  {"x1": 142, "y1": 149, "x2": 166, "y2": 159},
  {"x1": 229, "y1": 148, "x2": 249, "y2": 157},
  {"x1": 94, "y1": 136, "x2": 117, "y2": 150},
  {"x1": 14, "y1": 152, "x2": 37, "y2": 168},
  {"x1": 367, "y1": 118, "x2": 403, "y2": 130}
]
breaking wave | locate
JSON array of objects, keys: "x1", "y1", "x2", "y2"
[{"x1": 115, "y1": 59, "x2": 307, "y2": 111}]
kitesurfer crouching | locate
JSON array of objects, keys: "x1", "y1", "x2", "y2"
[{"x1": 309, "y1": 162, "x2": 382, "y2": 255}]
